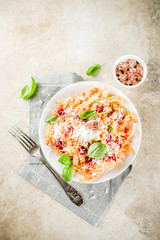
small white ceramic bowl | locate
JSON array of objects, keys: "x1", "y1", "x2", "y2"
[{"x1": 113, "y1": 54, "x2": 147, "y2": 89}]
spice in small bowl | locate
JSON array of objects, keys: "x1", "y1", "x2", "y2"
[{"x1": 113, "y1": 55, "x2": 147, "y2": 88}]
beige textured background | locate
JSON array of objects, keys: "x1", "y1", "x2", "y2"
[{"x1": 0, "y1": 0, "x2": 160, "y2": 239}]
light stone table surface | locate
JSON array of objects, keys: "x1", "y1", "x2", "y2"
[{"x1": 0, "y1": 0, "x2": 160, "y2": 239}]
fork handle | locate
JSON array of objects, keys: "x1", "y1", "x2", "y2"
[{"x1": 40, "y1": 157, "x2": 83, "y2": 206}]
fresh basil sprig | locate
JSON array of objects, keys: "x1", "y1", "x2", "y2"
[
  {"x1": 45, "y1": 116, "x2": 59, "y2": 124},
  {"x1": 58, "y1": 153, "x2": 73, "y2": 181},
  {"x1": 20, "y1": 77, "x2": 36, "y2": 99},
  {"x1": 88, "y1": 142, "x2": 107, "y2": 159},
  {"x1": 62, "y1": 165, "x2": 73, "y2": 182},
  {"x1": 79, "y1": 110, "x2": 96, "y2": 119},
  {"x1": 86, "y1": 64, "x2": 101, "y2": 76},
  {"x1": 58, "y1": 153, "x2": 71, "y2": 165},
  {"x1": 108, "y1": 125, "x2": 113, "y2": 131}
]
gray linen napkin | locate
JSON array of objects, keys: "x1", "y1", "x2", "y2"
[{"x1": 20, "y1": 73, "x2": 132, "y2": 227}]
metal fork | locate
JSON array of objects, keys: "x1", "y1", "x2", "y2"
[{"x1": 9, "y1": 126, "x2": 83, "y2": 206}]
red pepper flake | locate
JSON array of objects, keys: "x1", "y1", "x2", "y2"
[
  {"x1": 107, "y1": 154, "x2": 116, "y2": 162},
  {"x1": 78, "y1": 146, "x2": 88, "y2": 155},
  {"x1": 57, "y1": 108, "x2": 65, "y2": 116},
  {"x1": 96, "y1": 105, "x2": 104, "y2": 113},
  {"x1": 122, "y1": 135, "x2": 127, "y2": 141},
  {"x1": 64, "y1": 126, "x2": 74, "y2": 137},
  {"x1": 114, "y1": 140, "x2": 122, "y2": 149},
  {"x1": 88, "y1": 158, "x2": 96, "y2": 168},
  {"x1": 85, "y1": 156, "x2": 89, "y2": 161},
  {"x1": 124, "y1": 127, "x2": 128, "y2": 133},
  {"x1": 106, "y1": 134, "x2": 112, "y2": 143},
  {"x1": 74, "y1": 115, "x2": 79, "y2": 119},
  {"x1": 118, "y1": 114, "x2": 124, "y2": 125},
  {"x1": 54, "y1": 140, "x2": 63, "y2": 150}
]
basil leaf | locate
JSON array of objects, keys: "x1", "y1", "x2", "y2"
[
  {"x1": 58, "y1": 153, "x2": 71, "y2": 166},
  {"x1": 108, "y1": 125, "x2": 113, "y2": 131},
  {"x1": 86, "y1": 64, "x2": 101, "y2": 76},
  {"x1": 62, "y1": 165, "x2": 73, "y2": 181},
  {"x1": 45, "y1": 116, "x2": 59, "y2": 124},
  {"x1": 88, "y1": 142, "x2": 107, "y2": 159},
  {"x1": 20, "y1": 77, "x2": 37, "y2": 99},
  {"x1": 79, "y1": 110, "x2": 96, "y2": 119}
]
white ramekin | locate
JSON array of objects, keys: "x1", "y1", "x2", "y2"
[{"x1": 113, "y1": 54, "x2": 147, "y2": 89}]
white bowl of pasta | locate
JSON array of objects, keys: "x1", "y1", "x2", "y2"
[{"x1": 39, "y1": 81, "x2": 141, "y2": 183}]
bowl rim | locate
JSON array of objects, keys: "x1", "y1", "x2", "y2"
[{"x1": 113, "y1": 54, "x2": 147, "y2": 89}]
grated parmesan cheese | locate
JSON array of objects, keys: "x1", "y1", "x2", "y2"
[
  {"x1": 73, "y1": 124, "x2": 100, "y2": 143},
  {"x1": 53, "y1": 123, "x2": 62, "y2": 139}
]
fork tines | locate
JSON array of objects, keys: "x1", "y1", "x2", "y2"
[{"x1": 8, "y1": 126, "x2": 36, "y2": 152}]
